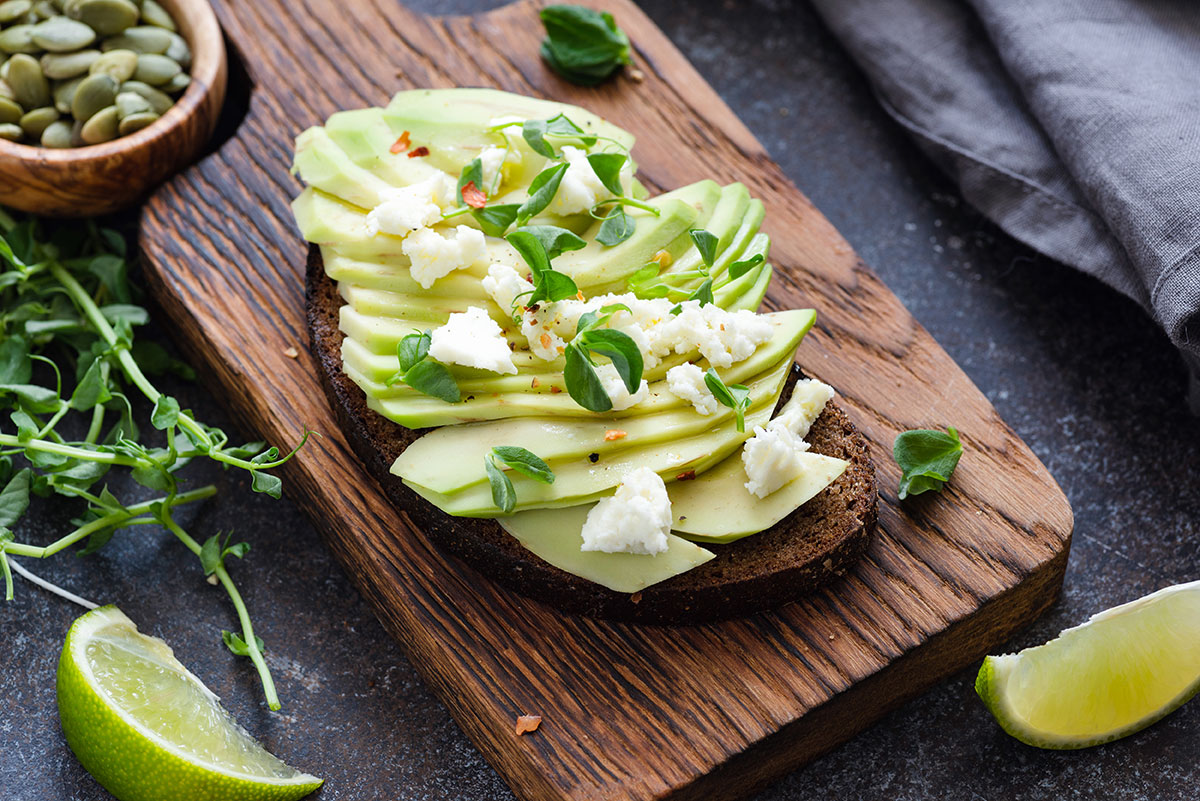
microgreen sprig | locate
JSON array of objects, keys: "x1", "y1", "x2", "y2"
[
  {"x1": 388, "y1": 330, "x2": 461, "y2": 404},
  {"x1": 539, "y1": 5, "x2": 633, "y2": 87},
  {"x1": 485, "y1": 446, "x2": 555, "y2": 513},
  {"x1": 563, "y1": 304, "x2": 643, "y2": 412},
  {"x1": 893, "y1": 426, "x2": 963, "y2": 500},
  {"x1": 506, "y1": 230, "x2": 579, "y2": 307},
  {"x1": 704, "y1": 368, "x2": 752, "y2": 432}
]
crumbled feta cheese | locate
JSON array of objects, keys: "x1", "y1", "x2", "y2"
[
  {"x1": 653, "y1": 301, "x2": 774, "y2": 368},
  {"x1": 521, "y1": 311, "x2": 567, "y2": 361},
  {"x1": 367, "y1": 172, "x2": 455, "y2": 236},
  {"x1": 596, "y1": 362, "x2": 649, "y2": 410},
  {"x1": 547, "y1": 145, "x2": 613, "y2": 216},
  {"x1": 482, "y1": 263, "x2": 532, "y2": 314},
  {"x1": 666, "y1": 363, "x2": 719, "y2": 415},
  {"x1": 741, "y1": 379, "x2": 835, "y2": 498},
  {"x1": 401, "y1": 225, "x2": 488, "y2": 289},
  {"x1": 478, "y1": 145, "x2": 521, "y2": 191},
  {"x1": 580, "y1": 467, "x2": 672, "y2": 555},
  {"x1": 427, "y1": 306, "x2": 517, "y2": 375}
]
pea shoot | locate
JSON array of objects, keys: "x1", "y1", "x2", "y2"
[{"x1": 485, "y1": 446, "x2": 555, "y2": 513}]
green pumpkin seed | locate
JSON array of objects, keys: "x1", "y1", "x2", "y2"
[
  {"x1": 40, "y1": 47, "x2": 99, "y2": 78},
  {"x1": 164, "y1": 31, "x2": 188, "y2": 67},
  {"x1": 138, "y1": 0, "x2": 173, "y2": 31},
  {"x1": 112, "y1": 87, "x2": 145, "y2": 116},
  {"x1": 39, "y1": 116, "x2": 70, "y2": 145},
  {"x1": 161, "y1": 70, "x2": 186, "y2": 94},
  {"x1": 116, "y1": 106, "x2": 152, "y2": 134},
  {"x1": 101, "y1": 24, "x2": 169, "y2": 54},
  {"x1": 0, "y1": 78, "x2": 13, "y2": 100},
  {"x1": 78, "y1": 99, "x2": 114, "y2": 141},
  {"x1": 88, "y1": 46, "x2": 135, "y2": 80},
  {"x1": 31, "y1": 0, "x2": 55, "y2": 19},
  {"x1": 70, "y1": 0, "x2": 137, "y2": 36},
  {"x1": 6, "y1": 53, "x2": 49, "y2": 108},
  {"x1": 49, "y1": 0, "x2": 63, "y2": 10},
  {"x1": 0, "y1": 0, "x2": 33, "y2": 24},
  {"x1": 0, "y1": 24, "x2": 41, "y2": 54},
  {"x1": 131, "y1": 51, "x2": 176, "y2": 85},
  {"x1": 52, "y1": 73, "x2": 81, "y2": 110},
  {"x1": 69, "y1": 70, "x2": 114, "y2": 120},
  {"x1": 0, "y1": 121, "x2": 23, "y2": 141},
  {"x1": 118, "y1": 77, "x2": 168, "y2": 112},
  {"x1": 31, "y1": 16, "x2": 96, "y2": 51},
  {"x1": 18, "y1": 103, "x2": 55, "y2": 136},
  {"x1": 0, "y1": 95, "x2": 22, "y2": 123}
]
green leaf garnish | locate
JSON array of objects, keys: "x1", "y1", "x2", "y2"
[
  {"x1": 586, "y1": 152, "x2": 626, "y2": 196},
  {"x1": 578, "y1": 329, "x2": 642, "y2": 393},
  {"x1": 222, "y1": 630, "x2": 266, "y2": 657},
  {"x1": 471, "y1": 203, "x2": 521, "y2": 237},
  {"x1": 689, "y1": 229, "x2": 719, "y2": 272},
  {"x1": 150, "y1": 395, "x2": 180, "y2": 430},
  {"x1": 563, "y1": 343, "x2": 611, "y2": 412},
  {"x1": 513, "y1": 225, "x2": 587, "y2": 259},
  {"x1": 704, "y1": 368, "x2": 752, "y2": 432},
  {"x1": 893, "y1": 426, "x2": 963, "y2": 500},
  {"x1": 491, "y1": 446, "x2": 555, "y2": 484},
  {"x1": 727, "y1": 253, "x2": 764, "y2": 279},
  {"x1": 539, "y1": 5, "x2": 632, "y2": 87},
  {"x1": 517, "y1": 163, "x2": 569, "y2": 225},
  {"x1": 485, "y1": 453, "x2": 517, "y2": 513},
  {"x1": 596, "y1": 205, "x2": 635, "y2": 246},
  {"x1": 401, "y1": 358, "x2": 461, "y2": 404},
  {"x1": 691, "y1": 278, "x2": 714, "y2": 307},
  {"x1": 506, "y1": 230, "x2": 579, "y2": 306}
]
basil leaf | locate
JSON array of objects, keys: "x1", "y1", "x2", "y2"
[
  {"x1": 150, "y1": 395, "x2": 180, "y2": 430},
  {"x1": 485, "y1": 454, "x2": 517, "y2": 513},
  {"x1": 539, "y1": 5, "x2": 632, "y2": 87},
  {"x1": 0, "y1": 469, "x2": 31, "y2": 528},
  {"x1": 517, "y1": 163, "x2": 569, "y2": 224},
  {"x1": 586, "y1": 153, "x2": 626, "y2": 196},
  {"x1": 513, "y1": 225, "x2": 586, "y2": 259},
  {"x1": 727, "y1": 253, "x2": 764, "y2": 279},
  {"x1": 893, "y1": 426, "x2": 963, "y2": 500},
  {"x1": 564, "y1": 343, "x2": 612, "y2": 412},
  {"x1": 491, "y1": 446, "x2": 555, "y2": 485},
  {"x1": 596, "y1": 206, "x2": 635, "y2": 246},
  {"x1": 471, "y1": 203, "x2": 520, "y2": 237},
  {"x1": 580, "y1": 329, "x2": 643, "y2": 393},
  {"x1": 403, "y1": 359, "x2": 461, "y2": 403},
  {"x1": 396, "y1": 331, "x2": 431, "y2": 373},
  {"x1": 522, "y1": 118, "x2": 555, "y2": 158},
  {"x1": 457, "y1": 157, "x2": 484, "y2": 206},
  {"x1": 689, "y1": 229, "x2": 719, "y2": 271}
]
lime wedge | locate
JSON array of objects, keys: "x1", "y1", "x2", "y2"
[
  {"x1": 976, "y1": 580, "x2": 1200, "y2": 749},
  {"x1": 57, "y1": 606, "x2": 322, "y2": 801}
]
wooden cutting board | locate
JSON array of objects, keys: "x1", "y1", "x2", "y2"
[{"x1": 138, "y1": 1, "x2": 1073, "y2": 799}]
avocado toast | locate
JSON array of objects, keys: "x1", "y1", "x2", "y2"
[{"x1": 293, "y1": 88, "x2": 877, "y2": 624}]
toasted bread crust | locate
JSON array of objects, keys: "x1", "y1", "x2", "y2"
[{"x1": 306, "y1": 246, "x2": 877, "y2": 624}]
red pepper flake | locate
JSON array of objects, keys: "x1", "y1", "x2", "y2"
[
  {"x1": 676, "y1": 470, "x2": 696, "y2": 481},
  {"x1": 604, "y1": 430, "x2": 627, "y2": 441},
  {"x1": 389, "y1": 131, "x2": 411, "y2": 154},
  {"x1": 540, "y1": 332, "x2": 553, "y2": 350},
  {"x1": 407, "y1": 146, "x2": 430, "y2": 158},
  {"x1": 576, "y1": 290, "x2": 585, "y2": 301},
  {"x1": 461, "y1": 180, "x2": 487, "y2": 209},
  {"x1": 515, "y1": 715, "x2": 542, "y2": 735},
  {"x1": 549, "y1": 386, "x2": 563, "y2": 394}
]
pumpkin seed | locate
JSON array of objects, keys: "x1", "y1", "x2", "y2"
[
  {"x1": 78, "y1": 99, "x2": 114, "y2": 141},
  {"x1": 161, "y1": 70, "x2": 186, "y2": 94},
  {"x1": 0, "y1": 78, "x2": 13, "y2": 100},
  {"x1": 112, "y1": 87, "x2": 145, "y2": 116},
  {"x1": 40, "y1": 47, "x2": 99, "y2": 78},
  {"x1": 70, "y1": 0, "x2": 137, "y2": 36},
  {"x1": 0, "y1": 121, "x2": 23, "y2": 141},
  {"x1": 69, "y1": 70, "x2": 114, "y2": 120},
  {"x1": 31, "y1": 15, "x2": 96, "y2": 51},
  {"x1": 0, "y1": 95, "x2": 22, "y2": 123},
  {"x1": 31, "y1": 0, "x2": 55, "y2": 19},
  {"x1": 164, "y1": 31, "x2": 188, "y2": 67},
  {"x1": 101, "y1": 24, "x2": 169, "y2": 54},
  {"x1": 88, "y1": 46, "x2": 136, "y2": 80},
  {"x1": 6, "y1": 53, "x2": 49, "y2": 108},
  {"x1": 18, "y1": 103, "x2": 55, "y2": 136},
  {"x1": 52, "y1": 73, "x2": 81, "y2": 110},
  {"x1": 115, "y1": 106, "x2": 152, "y2": 134},
  {"x1": 132, "y1": 51, "x2": 176, "y2": 85},
  {"x1": 139, "y1": 0, "x2": 173, "y2": 32},
  {"x1": 0, "y1": 0, "x2": 33, "y2": 24},
  {"x1": 49, "y1": 0, "x2": 63, "y2": 10},
  {"x1": 39, "y1": 116, "x2": 70, "y2": 145},
  {"x1": 118, "y1": 77, "x2": 168, "y2": 112},
  {"x1": 0, "y1": 24, "x2": 40, "y2": 54}
]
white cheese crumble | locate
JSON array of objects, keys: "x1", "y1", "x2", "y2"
[
  {"x1": 547, "y1": 145, "x2": 612, "y2": 216},
  {"x1": 595, "y1": 363, "x2": 649, "y2": 411},
  {"x1": 741, "y1": 378, "x2": 835, "y2": 498},
  {"x1": 665, "y1": 363, "x2": 719, "y2": 415},
  {"x1": 481, "y1": 263, "x2": 531, "y2": 314},
  {"x1": 401, "y1": 225, "x2": 488, "y2": 289},
  {"x1": 580, "y1": 467, "x2": 672, "y2": 555},
  {"x1": 367, "y1": 173, "x2": 456, "y2": 237},
  {"x1": 478, "y1": 145, "x2": 520, "y2": 191},
  {"x1": 427, "y1": 306, "x2": 517, "y2": 375},
  {"x1": 653, "y1": 302, "x2": 774, "y2": 368}
]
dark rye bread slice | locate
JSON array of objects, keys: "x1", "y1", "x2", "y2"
[{"x1": 306, "y1": 246, "x2": 877, "y2": 624}]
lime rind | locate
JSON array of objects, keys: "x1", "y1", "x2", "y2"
[
  {"x1": 58, "y1": 606, "x2": 322, "y2": 801},
  {"x1": 976, "y1": 580, "x2": 1200, "y2": 750}
]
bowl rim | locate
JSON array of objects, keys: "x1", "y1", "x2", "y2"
[{"x1": 0, "y1": 0, "x2": 225, "y2": 163}]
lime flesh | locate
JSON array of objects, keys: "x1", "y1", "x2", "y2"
[
  {"x1": 57, "y1": 606, "x2": 322, "y2": 801},
  {"x1": 976, "y1": 580, "x2": 1200, "y2": 749}
]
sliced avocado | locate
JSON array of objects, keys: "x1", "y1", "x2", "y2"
[
  {"x1": 324, "y1": 106, "x2": 448, "y2": 187},
  {"x1": 553, "y1": 197, "x2": 698, "y2": 288},
  {"x1": 496, "y1": 504, "x2": 714, "y2": 594},
  {"x1": 713, "y1": 232, "x2": 769, "y2": 307},
  {"x1": 292, "y1": 127, "x2": 401, "y2": 210},
  {"x1": 670, "y1": 451, "x2": 847, "y2": 542},
  {"x1": 657, "y1": 182, "x2": 751, "y2": 284},
  {"x1": 728, "y1": 261, "x2": 773, "y2": 312},
  {"x1": 392, "y1": 353, "x2": 795, "y2": 495},
  {"x1": 325, "y1": 253, "x2": 489, "y2": 299},
  {"x1": 293, "y1": 188, "x2": 373, "y2": 246},
  {"x1": 339, "y1": 284, "x2": 511, "y2": 325}
]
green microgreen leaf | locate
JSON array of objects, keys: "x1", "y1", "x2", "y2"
[
  {"x1": 563, "y1": 343, "x2": 611, "y2": 412},
  {"x1": 70, "y1": 358, "x2": 111, "y2": 411},
  {"x1": 396, "y1": 331, "x2": 431, "y2": 373},
  {"x1": 11, "y1": 409, "x2": 37, "y2": 443},
  {"x1": 545, "y1": 113, "x2": 597, "y2": 146},
  {"x1": 521, "y1": 118, "x2": 555, "y2": 158},
  {"x1": 893, "y1": 426, "x2": 963, "y2": 500},
  {"x1": 576, "y1": 303, "x2": 631, "y2": 335},
  {"x1": 727, "y1": 253, "x2": 765, "y2": 279},
  {"x1": 250, "y1": 469, "x2": 283, "y2": 499},
  {"x1": 222, "y1": 630, "x2": 266, "y2": 657},
  {"x1": 626, "y1": 263, "x2": 660, "y2": 291},
  {"x1": 586, "y1": 153, "x2": 626, "y2": 197},
  {"x1": 0, "y1": 383, "x2": 59, "y2": 413},
  {"x1": 578, "y1": 329, "x2": 642, "y2": 393},
  {"x1": 506, "y1": 230, "x2": 578, "y2": 305},
  {"x1": 485, "y1": 453, "x2": 516, "y2": 513},
  {"x1": 88, "y1": 254, "x2": 132, "y2": 304},
  {"x1": 596, "y1": 206, "x2": 635, "y2": 246},
  {"x1": 0, "y1": 469, "x2": 32, "y2": 528},
  {"x1": 150, "y1": 395, "x2": 180, "y2": 430},
  {"x1": 491, "y1": 446, "x2": 555, "y2": 485},
  {"x1": 704, "y1": 368, "x2": 752, "y2": 432},
  {"x1": 517, "y1": 163, "x2": 569, "y2": 225},
  {"x1": 690, "y1": 278, "x2": 714, "y2": 307},
  {"x1": 0, "y1": 337, "x2": 31, "y2": 384},
  {"x1": 402, "y1": 359, "x2": 461, "y2": 403},
  {"x1": 471, "y1": 203, "x2": 521, "y2": 237},
  {"x1": 689, "y1": 229, "x2": 719, "y2": 272},
  {"x1": 539, "y1": 5, "x2": 632, "y2": 87},
  {"x1": 457, "y1": 157, "x2": 484, "y2": 206},
  {"x1": 200, "y1": 533, "x2": 222, "y2": 575},
  {"x1": 513, "y1": 225, "x2": 587, "y2": 259}
]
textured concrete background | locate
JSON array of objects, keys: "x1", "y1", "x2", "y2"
[{"x1": 2, "y1": 1, "x2": 1199, "y2": 799}]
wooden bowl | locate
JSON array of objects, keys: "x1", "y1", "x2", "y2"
[{"x1": 0, "y1": 0, "x2": 227, "y2": 217}]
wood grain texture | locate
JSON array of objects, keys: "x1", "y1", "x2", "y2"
[
  {"x1": 137, "y1": 2, "x2": 1073, "y2": 800},
  {"x1": 0, "y1": 0, "x2": 227, "y2": 217}
]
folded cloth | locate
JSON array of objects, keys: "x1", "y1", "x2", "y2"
[{"x1": 808, "y1": 0, "x2": 1200, "y2": 409}]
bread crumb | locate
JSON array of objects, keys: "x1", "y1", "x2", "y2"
[
  {"x1": 822, "y1": 559, "x2": 833, "y2": 571},
  {"x1": 516, "y1": 715, "x2": 542, "y2": 735},
  {"x1": 630, "y1": 592, "x2": 643, "y2": 604},
  {"x1": 604, "y1": 429, "x2": 627, "y2": 441},
  {"x1": 628, "y1": 67, "x2": 645, "y2": 83},
  {"x1": 283, "y1": 347, "x2": 299, "y2": 359}
]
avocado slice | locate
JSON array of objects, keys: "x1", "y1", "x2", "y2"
[
  {"x1": 497, "y1": 504, "x2": 714, "y2": 594},
  {"x1": 323, "y1": 107, "x2": 446, "y2": 188},
  {"x1": 669, "y1": 451, "x2": 848, "y2": 542},
  {"x1": 292, "y1": 127, "x2": 410, "y2": 211},
  {"x1": 553, "y1": 198, "x2": 698, "y2": 287},
  {"x1": 325, "y1": 253, "x2": 490, "y2": 299}
]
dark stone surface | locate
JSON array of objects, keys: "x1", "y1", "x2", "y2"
[{"x1": 2, "y1": 1, "x2": 1198, "y2": 800}]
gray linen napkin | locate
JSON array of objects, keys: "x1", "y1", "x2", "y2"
[{"x1": 807, "y1": 0, "x2": 1200, "y2": 409}]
